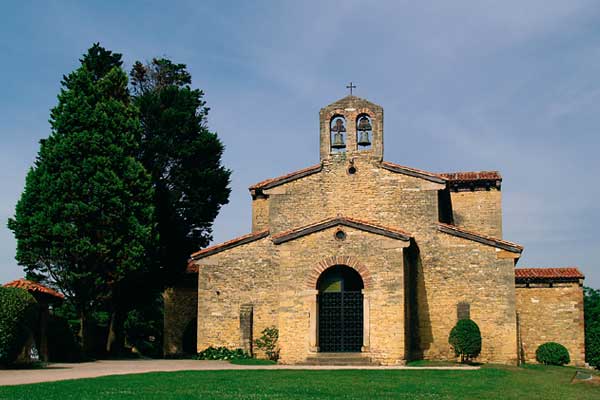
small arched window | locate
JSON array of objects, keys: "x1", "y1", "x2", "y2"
[
  {"x1": 356, "y1": 114, "x2": 372, "y2": 150},
  {"x1": 330, "y1": 116, "x2": 347, "y2": 153},
  {"x1": 457, "y1": 302, "x2": 470, "y2": 320}
]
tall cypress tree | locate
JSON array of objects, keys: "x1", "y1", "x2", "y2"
[
  {"x1": 130, "y1": 58, "x2": 231, "y2": 285},
  {"x1": 8, "y1": 44, "x2": 156, "y2": 353}
]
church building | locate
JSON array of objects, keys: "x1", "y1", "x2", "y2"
[{"x1": 164, "y1": 94, "x2": 585, "y2": 366}]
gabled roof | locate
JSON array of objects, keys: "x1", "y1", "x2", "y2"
[
  {"x1": 437, "y1": 223, "x2": 523, "y2": 253},
  {"x1": 515, "y1": 267, "x2": 584, "y2": 282},
  {"x1": 190, "y1": 229, "x2": 269, "y2": 260},
  {"x1": 3, "y1": 279, "x2": 64, "y2": 300},
  {"x1": 272, "y1": 216, "x2": 412, "y2": 244},
  {"x1": 249, "y1": 164, "x2": 322, "y2": 192},
  {"x1": 321, "y1": 95, "x2": 383, "y2": 111},
  {"x1": 381, "y1": 161, "x2": 447, "y2": 184}
]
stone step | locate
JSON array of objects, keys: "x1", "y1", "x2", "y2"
[{"x1": 302, "y1": 352, "x2": 376, "y2": 366}]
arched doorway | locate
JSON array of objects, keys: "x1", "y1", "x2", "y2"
[
  {"x1": 317, "y1": 265, "x2": 364, "y2": 352},
  {"x1": 182, "y1": 318, "x2": 197, "y2": 355}
]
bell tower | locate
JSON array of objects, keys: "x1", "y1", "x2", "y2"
[{"x1": 319, "y1": 92, "x2": 384, "y2": 162}]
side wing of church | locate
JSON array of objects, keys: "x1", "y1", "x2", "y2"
[{"x1": 164, "y1": 95, "x2": 585, "y2": 366}]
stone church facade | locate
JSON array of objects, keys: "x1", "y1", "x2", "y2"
[{"x1": 165, "y1": 95, "x2": 585, "y2": 365}]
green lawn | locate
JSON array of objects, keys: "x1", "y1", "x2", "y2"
[{"x1": 0, "y1": 364, "x2": 598, "y2": 400}]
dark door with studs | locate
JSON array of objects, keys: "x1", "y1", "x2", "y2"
[{"x1": 317, "y1": 265, "x2": 364, "y2": 352}]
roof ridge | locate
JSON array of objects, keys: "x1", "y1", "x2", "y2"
[
  {"x1": 249, "y1": 163, "x2": 322, "y2": 191},
  {"x1": 272, "y1": 215, "x2": 412, "y2": 244},
  {"x1": 380, "y1": 161, "x2": 447, "y2": 184},
  {"x1": 437, "y1": 222, "x2": 523, "y2": 253},
  {"x1": 190, "y1": 229, "x2": 270, "y2": 260}
]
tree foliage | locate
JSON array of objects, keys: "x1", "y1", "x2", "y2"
[
  {"x1": 8, "y1": 43, "x2": 156, "y2": 352},
  {"x1": 449, "y1": 318, "x2": 482, "y2": 362},
  {"x1": 130, "y1": 58, "x2": 231, "y2": 285},
  {"x1": 584, "y1": 286, "x2": 600, "y2": 368},
  {"x1": 0, "y1": 287, "x2": 38, "y2": 365},
  {"x1": 536, "y1": 342, "x2": 570, "y2": 366}
]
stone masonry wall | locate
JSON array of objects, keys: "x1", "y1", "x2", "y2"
[
  {"x1": 449, "y1": 190, "x2": 502, "y2": 238},
  {"x1": 515, "y1": 282, "x2": 585, "y2": 366},
  {"x1": 195, "y1": 237, "x2": 278, "y2": 356},
  {"x1": 265, "y1": 154, "x2": 444, "y2": 237},
  {"x1": 275, "y1": 226, "x2": 409, "y2": 365},
  {"x1": 163, "y1": 286, "x2": 197, "y2": 355},
  {"x1": 251, "y1": 196, "x2": 269, "y2": 232},
  {"x1": 414, "y1": 232, "x2": 518, "y2": 364}
]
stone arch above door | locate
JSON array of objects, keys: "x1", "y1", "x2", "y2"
[{"x1": 307, "y1": 256, "x2": 372, "y2": 290}]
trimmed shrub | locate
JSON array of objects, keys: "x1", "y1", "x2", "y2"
[
  {"x1": 449, "y1": 318, "x2": 482, "y2": 362},
  {"x1": 536, "y1": 342, "x2": 570, "y2": 366},
  {"x1": 254, "y1": 326, "x2": 279, "y2": 361},
  {"x1": 0, "y1": 287, "x2": 38, "y2": 365},
  {"x1": 195, "y1": 346, "x2": 250, "y2": 360}
]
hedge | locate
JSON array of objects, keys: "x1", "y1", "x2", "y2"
[{"x1": 0, "y1": 287, "x2": 38, "y2": 365}]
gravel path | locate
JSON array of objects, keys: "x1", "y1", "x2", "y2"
[{"x1": 0, "y1": 359, "x2": 479, "y2": 386}]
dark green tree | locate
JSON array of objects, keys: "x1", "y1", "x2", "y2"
[
  {"x1": 130, "y1": 58, "x2": 231, "y2": 285},
  {"x1": 449, "y1": 318, "x2": 482, "y2": 363},
  {"x1": 584, "y1": 286, "x2": 600, "y2": 368},
  {"x1": 8, "y1": 43, "x2": 156, "y2": 354}
]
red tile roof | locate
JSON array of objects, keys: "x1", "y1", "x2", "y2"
[
  {"x1": 381, "y1": 161, "x2": 447, "y2": 184},
  {"x1": 3, "y1": 279, "x2": 65, "y2": 299},
  {"x1": 515, "y1": 268, "x2": 584, "y2": 280},
  {"x1": 437, "y1": 223, "x2": 523, "y2": 253},
  {"x1": 249, "y1": 164, "x2": 322, "y2": 191},
  {"x1": 440, "y1": 171, "x2": 502, "y2": 182},
  {"x1": 272, "y1": 215, "x2": 412, "y2": 244},
  {"x1": 189, "y1": 229, "x2": 270, "y2": 261}
]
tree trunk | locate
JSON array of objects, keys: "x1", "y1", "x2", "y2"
[
  {"x1": 79, "y1": 311, "x2": 89, "y2": 356},
  {"x1": 106, "y1": 309, "x2": 125, "y2": 355}
]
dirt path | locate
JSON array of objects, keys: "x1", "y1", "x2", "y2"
[{"x1": 0, "y1": 359, "x2": 479, "y2": 386}]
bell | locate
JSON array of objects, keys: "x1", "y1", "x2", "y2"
[
  {"x1": 357, "y1": 117, "x2": 372, "y2": 132},
  {"x1": 332, "y1": 119, "x2": 346, "y2": 133},
  {"x1": 357, "y1": 131, "x2": 371, "y2": 146},
  {"x1": 331, "y1": 132, "x2": 346, "y2": 149}
]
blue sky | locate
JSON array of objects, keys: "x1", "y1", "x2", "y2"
[{"x1": 1, "y1": 1, "x2": 599, "y2": 287}]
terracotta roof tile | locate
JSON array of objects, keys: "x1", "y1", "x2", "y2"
[
  {"x1": 437, "y1": 223, "x2": 523, "y2": 253},
  {"x1": 440, "y1": 171, "x2": 502, "y2": 182},
  {"x1": 272, "y1": 215, "x2": 412, "y2": 244},
  {"x1": 190, "y1": 229, "x2": 269, "y2": 260},
  {"x1": 3, "y1": 279, "x2": 64, "y2": 299},
  {"x1": 515, "y1": 267, "x2": 584, "y2": 280},
  {"x1": 249, "y1": 164, "x2": 322, "y2": 191}
]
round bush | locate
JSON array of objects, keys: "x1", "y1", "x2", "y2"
[
  {"x1": 536, "y1": 342, "x2": 570, "y2": 365},
  {"x1": 449, "y1": 319, "x2": 482, "y2": 362},
  {"x1": 0, "y1": 287, "x2": 38, "y2": 365}
]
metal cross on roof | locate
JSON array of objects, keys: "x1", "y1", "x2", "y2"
[{"x1": 346, "y1": 82, "x2": 356, "y2": 96}]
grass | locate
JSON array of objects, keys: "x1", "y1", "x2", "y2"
[{"x1": 0, "y1": 364, "x2": 598, "y2": 399}]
